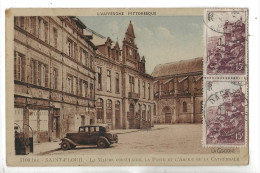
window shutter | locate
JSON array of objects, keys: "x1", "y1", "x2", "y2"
[
  {"x1": 86, "y1": 81, "x2": 88, "y2": 98},
  {"x1": 73, "y1": 77, "x2": 77, "y2": 95},
  {"x1": 79, "y1": 79, "x2": 82, "y2": 96},
  {"x1": 45, "y1": 65, "x2": 48, "y2": 87},
  {"x1": 38, "y1": 63, "x2": 41, "y2": 86},
  {"x1": 34, "y1": 62, "x2": 37, "y2": 85},
  {"x1": 21, "y1": 56, "x2": 26, "y2": 82},
  {"x1": 80, "y1": 48, "x2": 82, "y2": 63},
  {"x1": 31, "y1": 60, "x2": 34, "y2": 84},
  {"x1": 30, "y1": 17, "x2": 36, "y2": 36},
  {"x1": 74, "y1": 43, "x2": 77, "y2": 59},
  {"x1": 14, "y1": 52, "x2": 17, "y2": 80},
  {"x1": 55, "y1": 69, "x2": 58, "y2": 89}
]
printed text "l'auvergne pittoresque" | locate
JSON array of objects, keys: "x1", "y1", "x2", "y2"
[{"x1": 97, "y1": 11, "x2": 157, "y2": 16}]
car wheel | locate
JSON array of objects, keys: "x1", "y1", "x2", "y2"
[
  {"x1": 97, "y1": 139, "x2": 107, "y2": 148},
  {"x1": 61, "y1": 141, "x2": 70, "y2": 150}
]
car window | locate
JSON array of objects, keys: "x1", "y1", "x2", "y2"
[
  {"x1": 90, "y1": 127, "x2": 94, "y2": 132},
  {"x1": 106, "y1": 126, "x2": 110, "y2": 132},
  {"x1": 85, "y1": 127, "x2": 89, "y2": 132},
  {"x1": 95, "y1": 126, "x2": 100, "y2": 132},
  {"x1": 99, "y1": 127, "x2": 105, "y2": 132},
  {"x1": 79, "y1": 127, "x2": 85, "y2": 132}
]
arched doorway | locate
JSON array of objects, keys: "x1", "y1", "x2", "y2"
[
  {"x1": 115, "y1": 101, "x2": 120, "y2": 129},
  {"x1": 162, "y1": 106, "x2": 173, "y2": 124},
  {"x1": 97, "y1": 98, "x2": 104, "y2": 123},
  {"x1": 142, "y1": 104, "x2": 146, "y2": 120},
  {"x1": 135, "y1": 104, "x2": 141, "y2": 129},
  {"x1": 147, "y1": 105, "x2": 151, "y2": 122},
  {"x1": 106, "y1": 99, "x2": 112, "y2": 124},
  {"x1": 182, "y1": 101, "x2": 187, "y2": 112},
  {"x1": 129, "y1": 103, "x2": 135, "y2": 129}
]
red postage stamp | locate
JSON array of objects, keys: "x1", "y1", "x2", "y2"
[{"x1": 205, "y1": 10, "x2": 247, "y2": 75}]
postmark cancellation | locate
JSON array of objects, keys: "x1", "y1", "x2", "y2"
[
  {"x1": 205, "y1": 9, "x2": 247, "y2": 75},
  {"x1": 203, "y1": 81, "x2": 247, "y2": 146},
  {"x1": 203, "y1": 8, "x2": 248, "y2": 147}
]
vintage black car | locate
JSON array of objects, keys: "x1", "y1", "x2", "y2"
[{"x1": 60, "y1": 124, "x2": 118, "y2": 150}]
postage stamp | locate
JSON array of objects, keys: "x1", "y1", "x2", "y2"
[
  {"x1": 6, "y1": 8, "x2": 249, "y2": 166},
  {"x1": 205, "y1": 9, "x2": 247, "y2": 75},
  {"x1": 204, "y1": 81, "x2": 247, "y2": 146},
  {"x1": 203, "y1": 8, "x2": 248, "y2": 147}
]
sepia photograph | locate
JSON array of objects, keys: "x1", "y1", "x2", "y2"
[{"x1": 5, "y1": 8, "x2": 249, "y2": 166}]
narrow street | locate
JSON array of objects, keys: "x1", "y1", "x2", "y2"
[{"x1": 40, "y1": 124, "x2": 210, "y2": 156}]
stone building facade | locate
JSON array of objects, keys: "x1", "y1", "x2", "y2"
[
  {"x1": 90, "y1": 21, "x2": 154, "y2": 129},
  {"x1": 13, "y1": 15, "x2": 202, "y2": 144},
  {"x1": 152, "y1": 57, "x2": 203, "y2": 124},
  {"x1": 14, "y1": 17, "x2": 155, "y2": 144},
  {"x1": 14, "y1": 16, "x2": 96, "y2": 143}
]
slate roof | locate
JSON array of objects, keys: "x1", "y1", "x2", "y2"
[
  {"x1": 152, "y1": 57, "x2": 203, "y2": 77},
  {"x1": 84, "y1": 27, "x2": 107, "y2": 46},
  {"x1": 92, "y1": 35, "x2": 107, "y2": 46},
  {"x1": 91, "y1": 34, "x2": 119, "y2": 48}
]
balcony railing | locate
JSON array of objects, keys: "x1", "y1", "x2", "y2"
[{"x1": 128, "y1": 92, "x2": 139, "y2": 100}]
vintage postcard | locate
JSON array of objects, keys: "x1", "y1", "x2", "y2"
[{"x1": 6, "y1": 8, "x2": 248, "y2": 166}]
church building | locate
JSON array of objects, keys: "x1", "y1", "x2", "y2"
[{"x1": 152, "y1": 57, "x2": 203, "y2": 124}]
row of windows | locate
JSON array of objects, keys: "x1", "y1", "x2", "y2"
[
  {"x1": 15, "y1": 17, "x2": 94, "y2": 70},
  {"x1": 31, "y1": 59, "x2": 49, "y2": 87},
  {"x1": 67, "y1": 38, "x2": 94, "y2": 69},
  {"x1": 129, "y1": 75, "x2": 151, "y2": 100},
  {"x1": 14, "y1": 52, "x2": 50, "y2": 88},
  {"x1": 97, "y1": 67, "x2": 120, "y2": 93},
  {"x1": 96, "y1": 99, "x2": 152, "y2": 123},
  {"x1": 131, "y1": 103, "x2": 152, "y2": 121},
  {"x1": 182, "y1": 101, "x2": 203, "y2": 113},
  {"x1": 14, "y1": 51, "x2": 94, "y2": 99},
  {"x1": 15, "y1": 17, "x2": 52, "y2": 45},
  {"x1": 66, "y1": 74, "x2": 94, "y2": 99},
  {"x1": 154, "y1": 78, "x2": 202, "y2": 95},
  {"x1": 14, "y1": 51, "x2": 152, "y2": 102},
  {"x1": 96, "y1": 98, "x2": 120, "y2": 124}
]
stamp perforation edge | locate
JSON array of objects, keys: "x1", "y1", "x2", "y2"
[{"x1": 202, "y1": 8, "x2": 248, "y2": 147}]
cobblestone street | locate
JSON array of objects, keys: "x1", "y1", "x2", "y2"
[{"x1": 37, "y1": 124, "x2": 211, "y2": 156}]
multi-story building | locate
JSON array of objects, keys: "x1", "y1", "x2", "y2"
[
  {"x1": 90, "y1": 21, "x2": 154, "y2": 129},
  {"x1": 14, "y1": 16, "x2": 96, "y2": 143},
  {"x1": 152, "y1": 57, "x2": 203, "y2": 124}
]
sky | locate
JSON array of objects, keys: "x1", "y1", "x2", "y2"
[{"x1": 78, "y1": 16, "x2": 204, "y2": 74}]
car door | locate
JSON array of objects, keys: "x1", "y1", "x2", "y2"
[
  {"x1": 82, "y1": 127, "x2": 90, "y2": 145},
  {"x1": 88, "y1": 126, "x2": 100, "y2": 144},
  {"x1": 77, "y1": 127, "x2": 87, "y2": 145}
]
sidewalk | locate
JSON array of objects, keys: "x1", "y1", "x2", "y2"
[
  {"x1": 31, "y1": 141, "x2": 61, "y2": 155},
  {"x1": 31, "y1": 125, "x2": 166, "y2": 155},
  {"x1": 110, "y1": 128, "x2": 140, "y2": 134}
]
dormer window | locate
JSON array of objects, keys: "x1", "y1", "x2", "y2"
[{"x1": 116, "y1": 50, "x2": 119, "y2": 60}]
